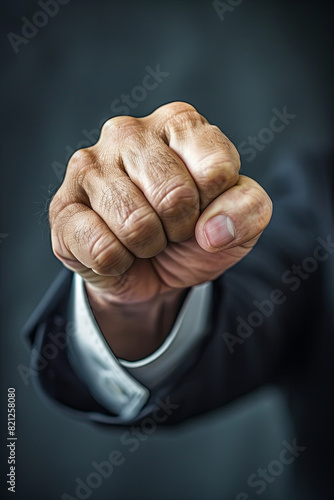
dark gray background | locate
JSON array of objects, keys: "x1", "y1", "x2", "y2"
[{"x1": 1, "y1": 1, "x2": 333, "y2": 499}]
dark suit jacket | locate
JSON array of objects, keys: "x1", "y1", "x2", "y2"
[{"x1": 21, "y1": 150, "x2": 333, "y2": 497}]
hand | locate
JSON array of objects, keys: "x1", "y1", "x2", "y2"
[{"x1": 50, "y1": 102, "x2": 272, "y2": 305}]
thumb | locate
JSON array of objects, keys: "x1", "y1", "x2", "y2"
[{"x1": 195, "y1": 175, "x2": 273, "y2": 253}]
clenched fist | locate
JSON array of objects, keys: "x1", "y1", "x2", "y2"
[
  {"x1": 50, "y1": 101, "x2": 272, "y2": 301},
  {"x1": 49, "y1": 102, "x2": 272, "y2": 358}
]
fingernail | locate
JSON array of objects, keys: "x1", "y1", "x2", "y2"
[{"x1": 204, "y1": 215, "x2": 235, "y2": 248}]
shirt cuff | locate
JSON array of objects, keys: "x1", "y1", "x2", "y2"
[{"x1": 67, "y1": 273, "x2": 212, "y2": 421}]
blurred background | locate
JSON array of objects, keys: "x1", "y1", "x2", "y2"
[{"x1": 0, "y1": 0, "x2": 333, "y2": 499}]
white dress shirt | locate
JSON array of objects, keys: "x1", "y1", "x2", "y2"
[{"x1": 67, "y1": 273, "x2": 212, "y2": 421}]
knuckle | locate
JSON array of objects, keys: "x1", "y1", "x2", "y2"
[
  {"x1": 209, "y1": 125, "x2": 241, "y2": 166},
  {"x1": 48, "y1": 190, "x2": 68, "y2": 228},
  {"x1": 89, "y1": 231, "x2": 120, "y2": 273},
  {"x1": 117, "y1": 207, "x2": 165, "y2": 255},
  {"x1": 156, "y1": 183, "x2": 199, "y2": 220},
  {"x1": 101, "y1": 116, "x2": 140, "y2": 141},
  {"x1": 50, "y1": 234, "x2": 70, "y2": 263},
  {"x1": 242, "y1": 185, "x2": 273, "y2": 224},
  {"x1": 67, "y1": 148, "x2": 94, "y2": 176},
  {"x1": 262, "y1": 192, "x2": 274, "y2": 223},
  {"x1": 48, "y1": 193, "x2": 60, "y2": 227},
  {"x1": 118, "y1": 207, "x2": 156, "y2": 241},
  {"x1": 50, "y1": 209, "x2": 75, "y2": 261},
  {"x1": 50, "y1": 205, "x2": 79, "y2": 258},
  {"x1": 162, "y1": 102, "x2": 205, "y2": 134},
  {"x1": 197, "y1": 158, "x2": 239, "y2": 192},
  {"x1": 163, "y1": 101, "x2": 197, "y2": 116},
  {"x1": 49, "y1": 190, "x2": 81, "y2": 232}
]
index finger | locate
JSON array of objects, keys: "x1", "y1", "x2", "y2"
[{"x1": 150, "y1": 102, "x2": 240, "y2": 211}]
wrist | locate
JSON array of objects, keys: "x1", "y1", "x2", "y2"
[{"x1": 85, "y1": 284, "x2": 189, "y2": 361}]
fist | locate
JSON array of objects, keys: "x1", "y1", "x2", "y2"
[{"x1": 49, "y1": 102, "x2": 272, "y2": 303}]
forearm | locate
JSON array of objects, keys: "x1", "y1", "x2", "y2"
[{"x1": 85, "y1": 284, "x2": 189, "y2": 361}]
